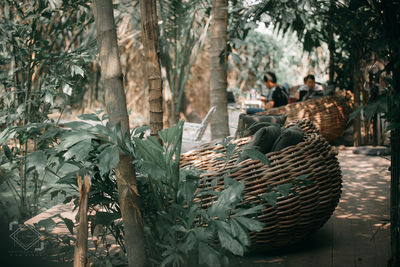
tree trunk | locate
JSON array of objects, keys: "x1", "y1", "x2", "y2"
[
  {"x1": 73, "y1": 174, "x2": 91, "y2": 267},
  {"x1": 351, "y1": 34, "x2": 362, "y2": 147},
  {"x1": 209, "y1": 0, "x2": 230, "y2": 140},
  {"x1": 92, "y1": 1, "x2": 147, "y2": 266},
  {"x1": 328, "y1": 0, "x2": 335, "y2": 85},
  {"x1": 381, "y1": 1, "x2": 400, "y2": 266},
  {"x1": 140, "y1": 0, "x2": 163, "y2": 137}
]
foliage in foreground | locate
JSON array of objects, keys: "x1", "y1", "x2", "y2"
[
  {"x1": 0, "y1": 0, "x2": 94, "y2": 220},
  {"x1": 52, "y1": 114, "x2": 265, "y2": 266}
]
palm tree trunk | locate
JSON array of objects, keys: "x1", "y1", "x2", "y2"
[
  {"x1": 92, "y1": 1, "x2": 147, "y2": 266},
  {"x1": 140, "y1": 0, "x2": 163, "y2": 137},
  {"x1": 209, "y1": 0, "x2": 230, "y2": 140}
]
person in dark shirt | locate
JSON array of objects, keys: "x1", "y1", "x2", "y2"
[{"x1": 263, "y1": 71, "x2": 288, "y2": 109}]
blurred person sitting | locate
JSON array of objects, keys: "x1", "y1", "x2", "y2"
[
  {"x1": 297, "y1": 74, "x2": 324, "y2": 101},
  {"x1": 263, "y1": 71, "x2": 288, "y2": 109}
]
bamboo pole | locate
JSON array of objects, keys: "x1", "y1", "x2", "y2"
[{"x1": 73, "y1": 173, "x2": 91, "y2": 267}]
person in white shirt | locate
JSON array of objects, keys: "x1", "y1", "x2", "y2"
[{"x1": 297, "y1": 74, "x2": 324, "y2": 101}]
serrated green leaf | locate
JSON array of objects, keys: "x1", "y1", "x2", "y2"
[
  {"x1": 234, "y1": 216, "x2": 264, "y2": 232},
  {"x1": 276, "y1": 183, "x2": 292, "y2": 197},
  {"x1": 263, "y1": 191, "x2": 279, "y2": 207},
  {"x1": 218, "y1": 229, "x2": 244, "y2": 256},
  {"x1": 230, "y1": 218, "x2": 250, "y2": 246},
  {"x1": 242, "y1": 149, "x2": 270, "y2": 165},
  {"x1": 198, "y1": 242, "x2": 220, "y2": 267},
  {"x1": 234, "y1": 204, "x2": 264, "y2": 217},
  {"x1": 208, "y1": 181, "x2": 244, "y2": 219}
]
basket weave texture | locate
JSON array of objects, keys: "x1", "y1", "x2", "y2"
[
  {"x1": 180, "y1": 119, "x2": 342, "y2": 250},
  {"x1": 257, "y1": 91, "x2": 354, "y2": 141}
]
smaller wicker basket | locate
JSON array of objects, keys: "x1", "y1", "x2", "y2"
[
  {"x1": 180, "y1": 119, "x2": 342, "y2": 250},
  {"x1": 257, "y1": 91, "x2": 354, "y2": 141}
]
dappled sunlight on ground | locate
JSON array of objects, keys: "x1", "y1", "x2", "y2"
[
  {"x1": 234, "y1": 145, "x2": 391, "y2": 266},
  {"x1": 335, "y1": 146, "x2": 390, "y2": 222}
]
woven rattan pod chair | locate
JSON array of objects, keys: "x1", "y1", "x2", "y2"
[
  {"x1": 180, "y1": 119, "x2": 342, "y2": 250},
  {"x1": 257, "y1": 91, "x2": 353, "y2": 141}
]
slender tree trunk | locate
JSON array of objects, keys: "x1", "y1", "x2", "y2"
[
  {"x1": 380, "y1": 2, "x2": 400, "y2": 265},
  {"x1": 140, "y1": 0, "x2": 163, "y2": 137},
  {"x1": 351, "y1": 33, "x2": 362, "y2": 147},
  {"x1": 381, "y1": 2, "x2": 400, "y2": 266},
  {"x1": 92, "y1": 1, "x2": 147, "y2": 266},
  {"x1": 328, "y1": 0, "x2": 335, "y2": 85},
  {"x1": 73, "y1": 174, "x2": 91, "y2": 267},
  {"x1": 209, "y1": 0, "x2": 230, "y2": 140}
]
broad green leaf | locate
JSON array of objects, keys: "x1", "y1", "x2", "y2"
[
  {"x1": 198, "y1": 242, "x2": 220, "y2": 267},
  {"x1": 208, "y1": 181, "x2": 244, "y2": 219},
  {"x1": 71, "y1": 65, "x2": 85, "y2": 77},
  {"x1": 59, "y1": 131, "x2": 97, "y2": 150},
  {"x1": 2, "y1": 145, "x2": 12, "y2": 160},
  {"x1": 98, "y1": 146, "x2": 120, "y2": 175},
  {"x1": 263, "y1": 191, "x2": 279, "y2": 207},
  {"x1": 180, "y1": 179, "x2": 198, "y2": 203},
  {"x1": 230, "y1": 218, "x2": 250, "y2": 246},
  {"x1": 78, "y1": 113, "x2": 101, "y2": 121},
  {"x1": 215, "y1": 220, "x2": 232, "y2": 235},
  {"x1": 60, "y1": 217, "x2": 74, "y2": 235},
  {"x1": 63, "y1": 121, "x2": 94, "y2": 131},
  {"x1": 242, "y1": 149, "x2": 270, "y2": 166},
  {"x1": 0, "y1": 127, "x2": 16, "y2": 144},
  {"x1": 63, "y1": 139, "x2": 91, "y2": 161},
  {"x1": 234, "y1": 216, "x2": 264, "y2": 232},
  {"x1": 138, "y1": 161, "x2": 166, "y2": 179},
  {"x1": 181, "y1": 231, "x2": 196, "y2": 253},
  {"x1": 276, "y1": 183, "x2": 292, "y2": 197},
  {"x1": 234, "y1": 204, "x2": 264, "y2": 217},
  {"x1": 225, "y1": 143, "x2": 236, "y2": 158},
  {"x1": 218, "y1": 229, "x2": 244, "y2": 256},
  {"x1": 158, "y1": 120, "x2": 184, "y2": 145}
]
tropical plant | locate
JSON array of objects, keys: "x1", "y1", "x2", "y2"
[
  {"x1": 0, "y1": 0, "x2": 94, "y2": 220},
  {"x1": 158, "y1": 0, "x2": 211, "y2": 125}
]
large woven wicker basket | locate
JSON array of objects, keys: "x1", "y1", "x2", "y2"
[
  {"x1": 181, "y1": 119, "x2": 342, "y2": 250},
  {"x1": 257, "y1": 91, "x2": 354, "y2": 141}
]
